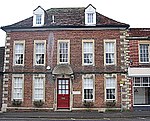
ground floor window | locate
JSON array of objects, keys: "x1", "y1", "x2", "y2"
[
  {"x1": 133, "y1": 77, "x2": 150, "y2": 105},
  {"x1": 33, "y1": 74, "x2": 45, "y2": 100},
  {"x1": 12, "y1": 74, "x2": 24, "y2": 100},
  {"x1": 83, "y1": 74, "x2": 94, "y2": 101},
  {"x1": 105, "y1": 76, "x2": 116, "y2": 100}
]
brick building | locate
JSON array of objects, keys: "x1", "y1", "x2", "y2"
[
  {"x1": 1, "y1": 4, "x2": 132, "y2": 112},
  {"x1": 0, "y1": 47, "x2": 5, "y2": 109},
  {"x1": 128, "y1": 28, "x2": 150, "y2": 110}
]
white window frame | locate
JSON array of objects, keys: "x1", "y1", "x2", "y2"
[
  {"x1": 34, "y1": 40, "x2": 46, "y2": 66},
  {"x1": 12, "y1": 74, "x2": 24, "y2": 101},
  {"x1": 13, "y1": 41, "x2": 25, "y2": 66},
  {"x1": 104, "y1": 74, "x2": 117, "y2": 101},
  {"x1": 82, "y1": 74, "x2": 95, "y2": 102},
  {"x1": 82, "y1": 40, "x2": 94, "y2": 66},
  {"x1": 33, "y1": 74, "x2": 45, "y2": 101},
  {"x1": 139, "y1": 41, "x2": 150, "y2": 63},
  {"x1": 33, "y1": 6, "x2": 45, "y2": 26},
  {"x1": 104, "y1": 39, "x2": 116, "y2": 65},
  {"x1": 57, "y1": 40, "x2": 70, "y2": 64},
  {"x1": 85, "y1": 5, "x2": 96, "y2": 25}
]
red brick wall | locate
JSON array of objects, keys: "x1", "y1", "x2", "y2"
[{"x1": 6, "y1": 29, "x2": 124, "y2": 108}]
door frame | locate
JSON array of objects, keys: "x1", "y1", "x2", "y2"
[{"x1": 56, "y1": 78, "x2": 71, "y2": 110}]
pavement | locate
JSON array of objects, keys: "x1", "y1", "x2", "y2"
[{"x1": 0, "y1": 111, "x2": 150, "y2": 119}]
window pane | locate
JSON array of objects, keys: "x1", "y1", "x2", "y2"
[
  {"x1": 83, "y1": 42, "x2": 93, "y2": 65},
  {"x1": 35, "y1": 43, "x2": 45, "y2": 64},
  {"x1": 59, "y1": 42, "x2": 68, "y2": 63},
  {"x1": 15, "y1": 43, "x2": 24, "y2": 65},
  {"x1": 36, "y1": 14, "x2": 42, "y2": 24},
  {"x1": 34, "y1": 77, "x2": 44, "y2": 100},
  {"x1": 106, "y1": 77, "x2": 116, "y2": 100},
  {"x1": 105, "y1": 42, "x2": 115, "y2": 64},
  {"x1": 13, "y1": 77, "x2": 23, "y2": 99},
  {"x1": 87, "y1": 13, "x2": 93, "y2": 23},
  {"x1": 140, "y1": 44, "x2": 149, "y2": 63},
  {"x1": 83, "y1": 77, "x2": 94, "y2": 100}
]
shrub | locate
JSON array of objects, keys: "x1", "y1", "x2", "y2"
[
  {"x1": 106, "y1": 100, "x2": 116, "y2": 108},
  {"x1": 33, "y1": 100, "x2": 44, "y2": 108},
  {"x1": 12, "y1": 99, "x2": 22, "y2": 106},
  {"x1": 83, "y1": 100, "x2": 94, "y2": 108}
]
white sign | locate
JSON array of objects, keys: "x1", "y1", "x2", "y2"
[{"x1": 73, "y1": 91, "x2": 81, "y2": 94}]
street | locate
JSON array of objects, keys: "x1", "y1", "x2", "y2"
[{"x1": 0, "y1": 117, "x2": 150, "y2": 121}]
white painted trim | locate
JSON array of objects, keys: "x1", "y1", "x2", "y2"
[
  {"x1": 33, "y1": 7, "x2": 45, "y2": 27},
  {"x1": 57, "y1": 40, "x2": 70, "y2": 64},
  {"x1": 85, "y1": 5, "x2": 96, "y2": 26},
  {"x1": 128, "y1": 67, "x2": 150, "y2": 77}
]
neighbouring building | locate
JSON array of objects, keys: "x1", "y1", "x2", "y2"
[
  {"x1": 1, "y1": 4, "x2": 132, "y2": 112},
  {"x1": 0, "y1": 47, "x2": 5, "y2": 109},
  {"x1": 128, "y1": 28, "x2": 150, "y2": 111}
]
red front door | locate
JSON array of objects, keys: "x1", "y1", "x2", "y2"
[{"x1": 57, "y1": 79, "x2": 70, "y2": 109}]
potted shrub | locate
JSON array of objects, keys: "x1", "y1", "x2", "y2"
[
  {"x1": 83, "y1": 100, "x2": 94, "y2": 108},
  {"x1": 33, "y1": 100, "x2": 44, "y2": 108},
  {"x1": 12, "y1": 99, "x2": 22, "y2": 106},
  {"x1": 106, "y1": 100, "x2": 116, "y2": 108}
]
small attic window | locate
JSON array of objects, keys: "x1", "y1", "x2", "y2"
[
  {"x1": 36, "y1": 14, "x2": 42, "y2": 25},
  {"x1": 87, "y1": 13, "x2": 94, "y2": 23},
  {"x1": 85, "y1": 4, "x2": 96, "y2": 26},
  {"x1": 33, "y1": 6, "x2": 45, "y2": 27}
]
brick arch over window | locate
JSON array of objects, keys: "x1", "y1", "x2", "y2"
[{"x1": 52, "y1": 65, "x2": 73, "y2": 75}]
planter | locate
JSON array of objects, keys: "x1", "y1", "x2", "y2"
[
  {"x1": 12, "y1": 99, "x2": 22, "y2": 106},
  {"x1": 33, "y1": 100, "x2": 44, "y2": 108},
  {"x1": 106, "y1": 100, "x2": 116, "y2": 108},
  {"x1": 83, "y1": 100, "x2": 94, "y2": 108}
]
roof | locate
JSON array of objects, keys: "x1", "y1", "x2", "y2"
[
  {"x1": 1, "y1": 6, "x2": 129, "y2": 31},
  {"x1": 129, "y1": 28, "x2": 150, "y2": 37}
]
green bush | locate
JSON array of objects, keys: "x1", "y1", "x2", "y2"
[
  {"x1": 12, "y1": 99, "x2": 22, "y2": 106},
  {"x1": 106, "y1": 100, "x2": 116, "y2": 108},
  {"x1": 83, "y1": 100, "x2": 94, "y2": 108},
  {"x1": 33, "y1": 100, "x2": 44, "y2": 108}
]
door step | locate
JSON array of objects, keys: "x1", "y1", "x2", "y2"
[{"x1": 56, "y1": 109, "x2": 71, "y2": 112}]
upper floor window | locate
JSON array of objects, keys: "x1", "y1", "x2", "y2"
[
  {"x1": 33, "y1": 74, "x2": 45, "y2": 101},
  {"x1": 14, "y1": 41, "x2": 25, "y2": 66},
  {"x1": 36, "y1": 14, "x2": 42, "y2": 25},
  {"x1": 105, "y1": 75, "x2": 116, "y2": 101},
  {"x1": 34, "y1": 40, "x2": 46, "y2": 65},
  {"x1": 33, "y1": 6, "x2": 45, "y2": 26},
  {"x1": 87, "y1": 13, "x2": 94, "y2": 23},
  {"x1": 58, "y1": 40, "x2": 70, "y2": 64},
  {"x1": 83, "y1": 74, "x2": 95, "y2": 101},
  {"x1": 104, "y1": 40, "x2": 116, "y2": 65},
  {"x1": 85, "y1": 4, "x2": 96, "y2": 26},
  {"x1": 139, "y1": 44, "x2": 149, "y2": 63},
  {"x1": 12, "y1": 74, "x2": 24, "y2": 100},
  {"x1": 82, "y1": 40, "x2": 94, "y2": 66}
]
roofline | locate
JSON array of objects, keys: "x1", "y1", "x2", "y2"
[
  {"x1": 126, "y1": 36, "x2": 150, "y2": 40},
  {"x1": 1, "y1": 24, "x2": 130, "y2": 32}
]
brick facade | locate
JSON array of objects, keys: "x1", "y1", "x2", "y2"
[{"x1": 1, "y1": 5, "x2": 132, "y2": 112}]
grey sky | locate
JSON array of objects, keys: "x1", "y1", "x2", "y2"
[{"x1": 0, "y1": 0, "x2": 150, "y2": 47}]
